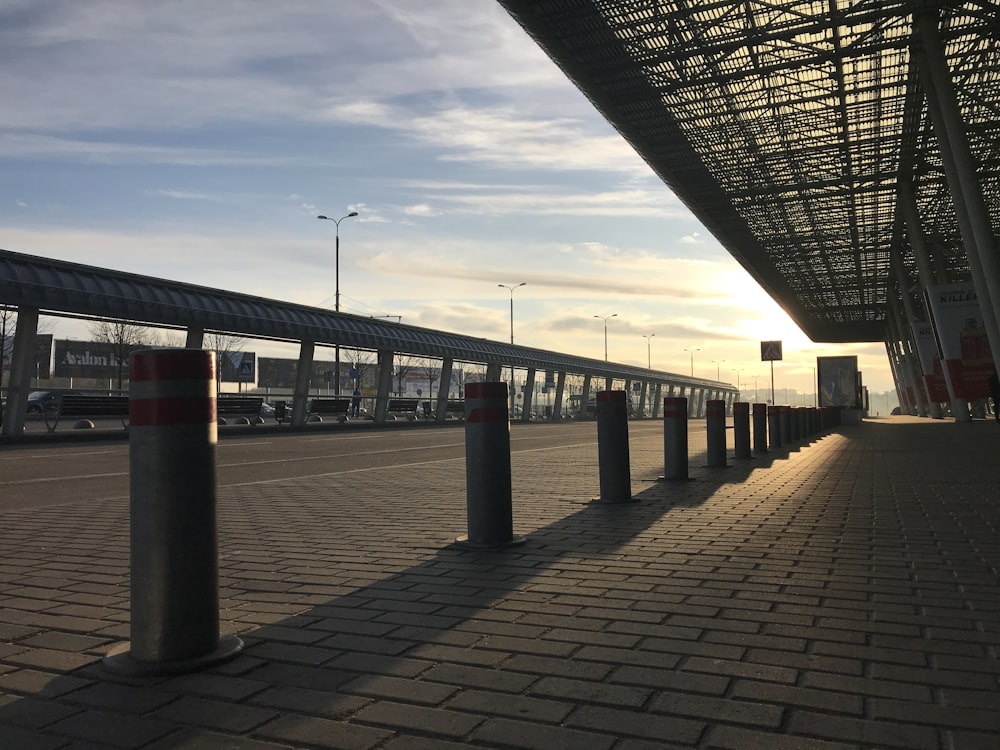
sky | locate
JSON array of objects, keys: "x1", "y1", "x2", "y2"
[{"x1": 0, "y1": 0, "x2": 896, "y2": 400}]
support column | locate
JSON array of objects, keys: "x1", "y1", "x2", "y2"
[
  {"x1": 290, "y1": 341, "x2": 314, "y2": 427},
  {"x1": 436, "y1": 358, "x2": 454, "y2": 421},
  {"x1": 579, "y1": 374, "x2": 593, "y2": 419},
  {"x1": 917, "y1": 15, "x2": 1000, "y2": 375},
  {"x1": 1, "y1": 305, "x2": 38, "y2": 436},
  {"x1": 521, "y1": 367, "x2": 536, "y2": 422},
  {"x1": 374, "y1": 349, "x2": 394, "y2": 424},
  {"x1": 638, "y1": 381, "x2": 648, "y2": 417},
  {"x1": 185, "y1": 327, "x2": 204, "y2": 349},
  {"x1": 485, "y1": 362, "x2": 502, "y2": 382},
  {"x1": 552, "y1": 371, "x2": 566, "y2": 420},
  {"x1": 651, "y1": 383, "x2": 662, "y2": 418}
]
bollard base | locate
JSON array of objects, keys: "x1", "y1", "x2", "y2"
[
  {"x1": 592, "y1": 495, "x2": 639, "y2": 503},
  {"x1": 454, "y1": 534, "x2": 526, "y2": 551},
  {"x1": 102, "y1": 635, "x2": 244, "y2": 677},
  {"x1": 656, "y1": 475, "x2": 693, "y2": 481}
]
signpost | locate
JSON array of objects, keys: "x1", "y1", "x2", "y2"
[{"x1": 760, "y1": 340, "x2": 783, "y2": 404}]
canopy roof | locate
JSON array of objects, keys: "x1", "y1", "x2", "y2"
[{"x1": 497, "y1": 1, "x2": 999, "y2": 342}]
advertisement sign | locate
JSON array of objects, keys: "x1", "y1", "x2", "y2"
[
  {"x1": 925, "y1": 283, "x2": 993, "y2": 399},
  {"x1": 54, "y1": 340, "x2": 128, "y2": 379},
  {"x1": 817, "y1": 355, "x2": 859, "y2": 408},
  {"x1": 911, "y1": 321, "x2": 950, "y2": 402}
]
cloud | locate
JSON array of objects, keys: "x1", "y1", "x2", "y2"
[
  {"x1": 145, "y1": 189, "x2": 226, "y2": 202},
  {"x1": 403, "y1": 204, "x2": 441, "y2": 217}
]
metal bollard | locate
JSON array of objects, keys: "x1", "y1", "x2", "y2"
[
  {"x1": 768, "y1": 404, "x2": 782, "y2": 448},
  {"x1": 457, "y1": 382, "x2": 525, "y2": 549},
  {"x1": 733, "y1": 402, "x2": 751, "y2": 459},
  {"x1": 660, "y1": 396, "x2": 689, "y2": 480},
  {"x1": 705, "y1": 399, "x2": 727, "y2": 467},
  {"x1": 779, "y1": 405, "x2": 792, "y2": 444},
  {"x1": 105, "y1": 349, "x2": 243, "y2": 675},
  {"x1": 595, "y1": 391, "x2": 635, "y2": 502},
  {"x1": 752, "y1": 403, "x2": 768, "y2": 454}
]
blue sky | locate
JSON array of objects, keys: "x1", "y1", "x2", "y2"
[{"x1": 0, "y1": 0, "x2": 895, "y2": 399}]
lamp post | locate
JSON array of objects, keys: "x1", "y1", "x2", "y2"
[
  {"x1": 683, "y1": 347, "x2": 700, "y2": 376},
  {"x1": 498, "y1": 283, "x2": 526, "y2": 415},
  {"x1": 318, "y1": 211, "x2": 359, "y2": 395},
  {"x1": 498, "y1": 283, "x2": 526, "y2": 345},
  {"x1": 711, "y1": 359, "x2": 725, "y2": 380},
  {"x1": 732, "y1": 368, "x2": 744, "y2": 396},
  {"x1": 642, "y1": 333, "x2": 655, "y2": 370},
  {"x1": 594, "y1": 314, "x2": 617, "y2": 361}
]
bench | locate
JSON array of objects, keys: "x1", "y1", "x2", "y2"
[
  {"x1": 44, "y1": 394, "x2": 130, "y2": 432},
  {"x1": 443, "y1": 400, "x2": 465, "y2": 420},
  {"x1": 386, "y1": 398, "x2": 427, "y2": 420},
  {"x1": 217, "y1": 396, "x2": 264, "y2": 425},
  {"x1": 308, "y1": 397, "x2": 352, "y2": 423}
]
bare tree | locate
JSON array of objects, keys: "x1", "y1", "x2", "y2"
[
  {"x1": 394, "y1": 355, "x2": 419, "y2": 396},
  {"x1": 0, "y1": 307, "x2": 14, "y2": 388},
  {"x1": 206, "y1": 332, "x2": 247, "y2": 391},
  {"x1": 345, "y1": 349, "x2": 377, "y2": 391},
  {"x1": 89, "y1": 320, "x2": 154, "y2": 389}
]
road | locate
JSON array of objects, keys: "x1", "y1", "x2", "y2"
[{"x1": 0, "y1": 421, "x2": 676, "y2": 512}]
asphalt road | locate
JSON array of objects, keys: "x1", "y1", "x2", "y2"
[{"x1": 0, "y1": 421, "x2": 673, "y2": 512}]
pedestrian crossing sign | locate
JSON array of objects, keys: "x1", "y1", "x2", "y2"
[{"x1": 760, "y1": 341, "x2": 783, "y2": 361}]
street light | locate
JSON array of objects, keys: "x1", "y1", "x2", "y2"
[
  {"x1": 594, "y1": 314, "x2": 617, "y2": 361},
  {"x1": 683, "y1": 347, "x2": 701, "y2": 376},
  {"x1": 318, "y1": 211, "x2": 359, "y2": 394},
  {"x1": 498, "y1": 283, "x2": 526, "y2": 344},
  {"x1": 711, "y1": 359, "x2": 725, "y2": 380},
  {"x1": 499, "y1": 283, "x2": 526, "y2": 416},
  {"x1": 642, "y1": 333, "x2": 655, "y2": 370},
  {"x1": 732, "y1": 368, "x2": 744, "y2": 394}
]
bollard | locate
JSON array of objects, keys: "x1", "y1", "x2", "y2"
[
  {"x1": 733, "y1": 402, "x2": 751, "y2": 460},
  {"x1": 752, "y1": 403, "x2": 768, "y2": 454},
  {"x1": 105, "y1": 349, "x2": 242, "y2": 675},
  {"x1": 768, "y1": 405, "x2": 782, "y2": 448},
  {"x1": 457, "y1": 382, "x2": 525, "y2": 549},
  {"x1": 705, "y1": 399, "x2": 727, "y2": 467},
  {"x1": 595, "y1": 391, "x2": 635, "y2": 502},
  {"x1": 779, "y1": 405, "x2": 792, "y2": 445},
  {"x1": 660, "y1": 397, "x2": 689, "y2": 480},
  {"x1": 788, "y1": 407, "x2": 799, "y2": 443}
]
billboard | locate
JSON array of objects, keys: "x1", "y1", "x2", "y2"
[
  {"x1": 54, "y1": 340, "x2": 129, "y2": 379},
  {"x1": 817, "y1": 355, "x2": 859, "y2": 408},
  {"x1": 925, "y1": 283, "x2": 994, "y2": 400}
]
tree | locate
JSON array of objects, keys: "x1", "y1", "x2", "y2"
[
  {"x1": 206, "y1": 332, "x2": 247, "y2": 391},
  {"x1": 394, "y1": 355, "x2": 419, "y2": 396},
  {"x1": 345, "y1": 349, "x2": 377, "y2": 391},
  {"x1": 0, "y1": 307, "x2": 14, "y2": 388},
  {"x1": 88, "y1": 320, "x2": 154, "y2": 389}
]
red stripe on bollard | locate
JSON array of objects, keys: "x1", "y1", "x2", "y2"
[
  {"x1": 465, "y1": 381, "x2": 508, "y2": 399},
  {"x1": 130, "y1": 349, "x2": 215, "y2": 382},
  {"x1": 466, "y1": 407, "x2": 508, "y2": 424},
  {"x1": 130, "y1": 397, "x2": 217, "y2": 427}
]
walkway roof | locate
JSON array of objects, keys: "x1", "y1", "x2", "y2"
[{"x1": 497, "y1": 1, "x2": 999, "y2": 343}]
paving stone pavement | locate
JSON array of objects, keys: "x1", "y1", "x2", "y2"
[{"x1": 2, "y1": 415, "x2": 1000, "y2": 749}]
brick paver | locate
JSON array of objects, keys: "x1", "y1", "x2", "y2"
[{"x1": 2, "y1": 416, "x2": 1000, "y2": 748}]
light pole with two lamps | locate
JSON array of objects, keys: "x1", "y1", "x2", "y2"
[
  {"x1": 642, "y1": 333, "x2": 655, "y2": 370},
  {"x1": 317, "y1": 211, "x2": 359, "y2": 395},
  {"x1": 711, "y1": 359, "x2": 725, "y2": 380},
  {"x1": 595, "y1": 314, "x2": 617, "y2": 361}
]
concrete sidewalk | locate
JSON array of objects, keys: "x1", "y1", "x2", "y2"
[{"x1": 2, "y1": 416, "x2": 1000, "y2": 749}]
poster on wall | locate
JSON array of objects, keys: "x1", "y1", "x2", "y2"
[
  {"x1": 925, "y1": 283, "x2": 993, "y2": 400},
  {"x1": 817, "y1": 355, "x2": 859, "y2": 408}
]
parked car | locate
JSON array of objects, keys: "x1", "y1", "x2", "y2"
[{"x1": 26, "y1": 390, "x2": 81, "y2": 414}]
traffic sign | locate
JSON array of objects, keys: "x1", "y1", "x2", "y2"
[{"x1": 760, "y1": 341, "x2": 783, "y2": 361}]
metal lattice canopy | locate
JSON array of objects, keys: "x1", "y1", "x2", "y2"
[{"x1": 497, "y1": 1, "x2": 1000, "y2": 343}]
